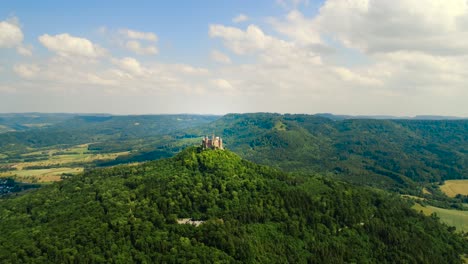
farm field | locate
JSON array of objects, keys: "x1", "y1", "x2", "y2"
[
  {"x1": 0, "y1": 144, "x2": 129, "y2": 183},
  {"x1": 440, "y1": 180, "x2": 468, "y2": 197},
  {"x1": 0, "y1": 167, "x2": 83, "y2": 183},
  {"x1": 412, "y1": 203, "x2": 468, "y2": 232}
]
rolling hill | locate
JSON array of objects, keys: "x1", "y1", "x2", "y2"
[{"x1": 0, "y1": 147, "x2": 465, "y2": 263}]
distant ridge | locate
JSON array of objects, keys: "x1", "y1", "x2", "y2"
[{"x1": 315, "y1": 113, "x2": 467, "y2": 120}]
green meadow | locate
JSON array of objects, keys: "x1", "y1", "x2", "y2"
[{"x1": 413, "y1": 203, "x2": 468, "y2": 233}]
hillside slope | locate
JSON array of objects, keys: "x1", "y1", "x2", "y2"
[
  {"x1": 185, "y1": 113, "x2": 467, "y2": 189},
  {"x1": 0, "y1": 147, "x2": 465, "y2": 263}
]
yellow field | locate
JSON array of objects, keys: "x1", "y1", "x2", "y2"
[
  {"x1": 412, "y1": 203, "x2": 468, "y2": 232},
  {"x1": 13, "y1": 144, "x2": 128, "y2": 170},
  {"x1": 0, "y1": 167, "x2": 84, "y2": 183},
  {"x1": 0, "y1": 144, "x2": 129, "y2": 183},
  {"x1": 440, "y1": 180, "x2": 468, "y2": 197}
]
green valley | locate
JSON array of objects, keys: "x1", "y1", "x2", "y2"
[{"x1": 0, "y1": 113, "x2": 466, "y2": 262}]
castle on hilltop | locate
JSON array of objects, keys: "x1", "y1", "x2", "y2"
[{"x1": 202, "y1": 134, "x2": 223, "y2": 150}]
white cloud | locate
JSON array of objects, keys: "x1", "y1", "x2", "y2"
[
  {"x1": 209, "y1": 24, "x2": 289, "y2": 55},
  {"x1": 270, "y1": 10, "x2": 322, "y2": 45},
  {"x1": 332, "y1": 67, "x2": 382, "y2": 86},
  {"x1": 233, "y1": 14, "x2": 248, "y2": 23},
  {"x1": 277, "y1": 0, "x2": 309, "y2": 9},
  {"x1": 117, "y1": 28, "x2": 159, "y2": 55},
  {"x1": 211, "y1": 78, "x2": 237, "y2": 95},
  {"x1": 170, "y1": 64, "x2": 210, "y2": 75},
  {"x1": 14, "y1": 64, "x2": 40, "y2": 79},
  {"x1": 119, "y1": 29, "x2": 158, "y2": 42},
  {"x1": 112, "y1": 57, "x2": 145, "y2": 75},
  {"x1": 0, "y1": 19, "x2": 23, "y2": 48},
  {"x1": 86, "y1": 73, "x2": 118, "y2": 86},
  {"x1": 16, "y1": 45, "x2": 33, "y2": 56},
  {"x1": 38, "y1": 33, "x2": 106, "y2": 58},
  {"x1": 2, "y1": 3, "x2": 468, "y2": 115},
  {"x1": 315, "y1": 0, "x2": 468, "y2": 55},
  {"x1": 211, "y1": 50, "x2": 231, "y2": 64},
  {"x1": 209, "y1": 13, "x2": 468, "y2": 115},
  {"x1": 125, "y1": 40, "x2": 158, "y2": 55}
]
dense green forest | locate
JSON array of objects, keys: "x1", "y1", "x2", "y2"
[
  {"x1": 0, "y1": 114, "x2": 218, "y2": 158},
  {"x1": 184, "y1": 113, "x2": 467, "y2": 189},
  {"x1": 0, "y1": 147, "x2": 466, "y2": 263},
  {"x1": 0, "y1": 113, "x2": 78, "y2": 133},
  {"x1": 1, "y1": 113, "x2": 466, "y2": 191}
]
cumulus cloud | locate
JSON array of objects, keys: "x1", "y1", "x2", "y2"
[
  {"x1": 2, "y1": 2, "x2": 468, "y2": 115},
  {"x1": 211, "y1": 50, "x2": 231, "y2": 64},
  {"x1": 211, "y1": 78, "x2": 237, "y2": 95},
  {"x1": 125, "y1": 40, "x2": 158, "y2": 55},
  {"x1": 112, "y1": 57, "x2": 145, "y2": 76},
  {"x1": 14, "y1": 64, "x2": 40, "y2": 79},
  {"x1": 0, "y1": 19, "x2": 23, "y2": 48},
  {"x1": 38, "y1": 33, "x2": 106, "y2": 58},
  {"x1": 117, "y1": 28, "x2": 159, "y2": 55},
  {"x1": 0, "y1": 17, "x2": 32, "y2": 56},
  {"x1": 270, "y1": 10, "x2": 322, "y2": 46},
  {"x1": 277, "y1": 0, "x2": 309, "y2": 9},
  {"x1": 16, "y1": 45, "x2": 33, "y2": 56},
  {"x1": 315, "y1": 0, "x2": 468, "y2": 55},
  {"x1": 119, "y1": 29, "x2": 158, "y2": 42},
  {"x1": 232, "y1": 14, "x2": 248, "y2": 23},
  {"x1": 209, "y1": 24, "x2": 290, "y2": 55},
  {"x1": 208, "y1": 3, "x2": 468, "y2": 115}
]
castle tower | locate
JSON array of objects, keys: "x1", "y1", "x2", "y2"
[{"x1": 201, "y1": 134, "x2": 223, "y2": 150}]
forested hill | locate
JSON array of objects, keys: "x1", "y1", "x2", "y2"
[
  {"x1": 0, "y1": 147, "x2": 466, "y2": 263},
  {"x1": 0, "y1": 113, "x2": 77, "y2": 133},
  {"x1": 0, "y1": 114, "x2": 218, "y2": 150},
  {"x1": 187, "y1": 113, "x2": 467, "y2": 189},
  {"x1": 0, "y1": 113, "x2": 466, "y2": 190}
]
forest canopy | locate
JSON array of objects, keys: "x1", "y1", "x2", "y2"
[{"x1": 0, "y1": 147, "x2": 466, "y2": 263}]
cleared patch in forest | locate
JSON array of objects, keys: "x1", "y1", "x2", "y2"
[
  {"x1": 412, "y1": 203, "x2": 468, "y2": 232},
  {"x1": 0, "y1": 143, "x2": 129, "y2": 183},
  {"x1": 440, "y1": 180, "x2": 468, "y2": 197},
  {"x1": 0, "y1": 167, "x2": 84, "y2": 183}
]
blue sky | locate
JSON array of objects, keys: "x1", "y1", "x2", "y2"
[
  {"x1": 2, "y1": 1, "x2": 322, "y2": 63},
  {"x1": 1, "y1": 0, "x2": 467, "y2": 116}
]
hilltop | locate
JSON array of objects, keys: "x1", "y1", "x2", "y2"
[
  {"x1": 0, "y1": 147, "x2": 466, "y2": 263},
  {"x1": 0, "y1": 113, "x2": 466, "y2": 195},
  {"x1": 185, "y1": 113, "x2": 467, "y2": 189}
]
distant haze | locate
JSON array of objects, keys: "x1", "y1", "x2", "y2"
[{"x1": 0, "y1": 0, "x2": 467, "y2": 116}]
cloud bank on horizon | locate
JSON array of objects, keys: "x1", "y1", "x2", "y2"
[{"x1": 0, "y1": 0, "x2": 467, "y2": 116}]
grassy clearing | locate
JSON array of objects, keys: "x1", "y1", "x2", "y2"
[
  {"x1": 21, "y1": 144, "x2": 89, "y2": 157},
  {"x1": 412, "y1": 203, "x2": 468, "y2": 232},
  {"x1": 274, "y1": 121, "x2": 287, "y2": 131},
  {"x1": 14, "y1": 145, "x2": 128, "y2": 170},
  {"x1": 0, "y1": 167, "x2": 83, "y2": 183},
  {"x1": 422, "y1": 188, "x2": 431, "y2": 195},
  {"x1": 401, "y1": 194, "x2": 425, "y2": 201},
  {"x1": 440, "y1": 180, "x2": 468, "y2": 197},
  {"x1": 1, "y1": 143, "x2": 129, "y2": 183}
]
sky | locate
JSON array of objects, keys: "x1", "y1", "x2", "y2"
[{"x1": 0, "y1": 0, "x2": 467, "y2": 116}]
